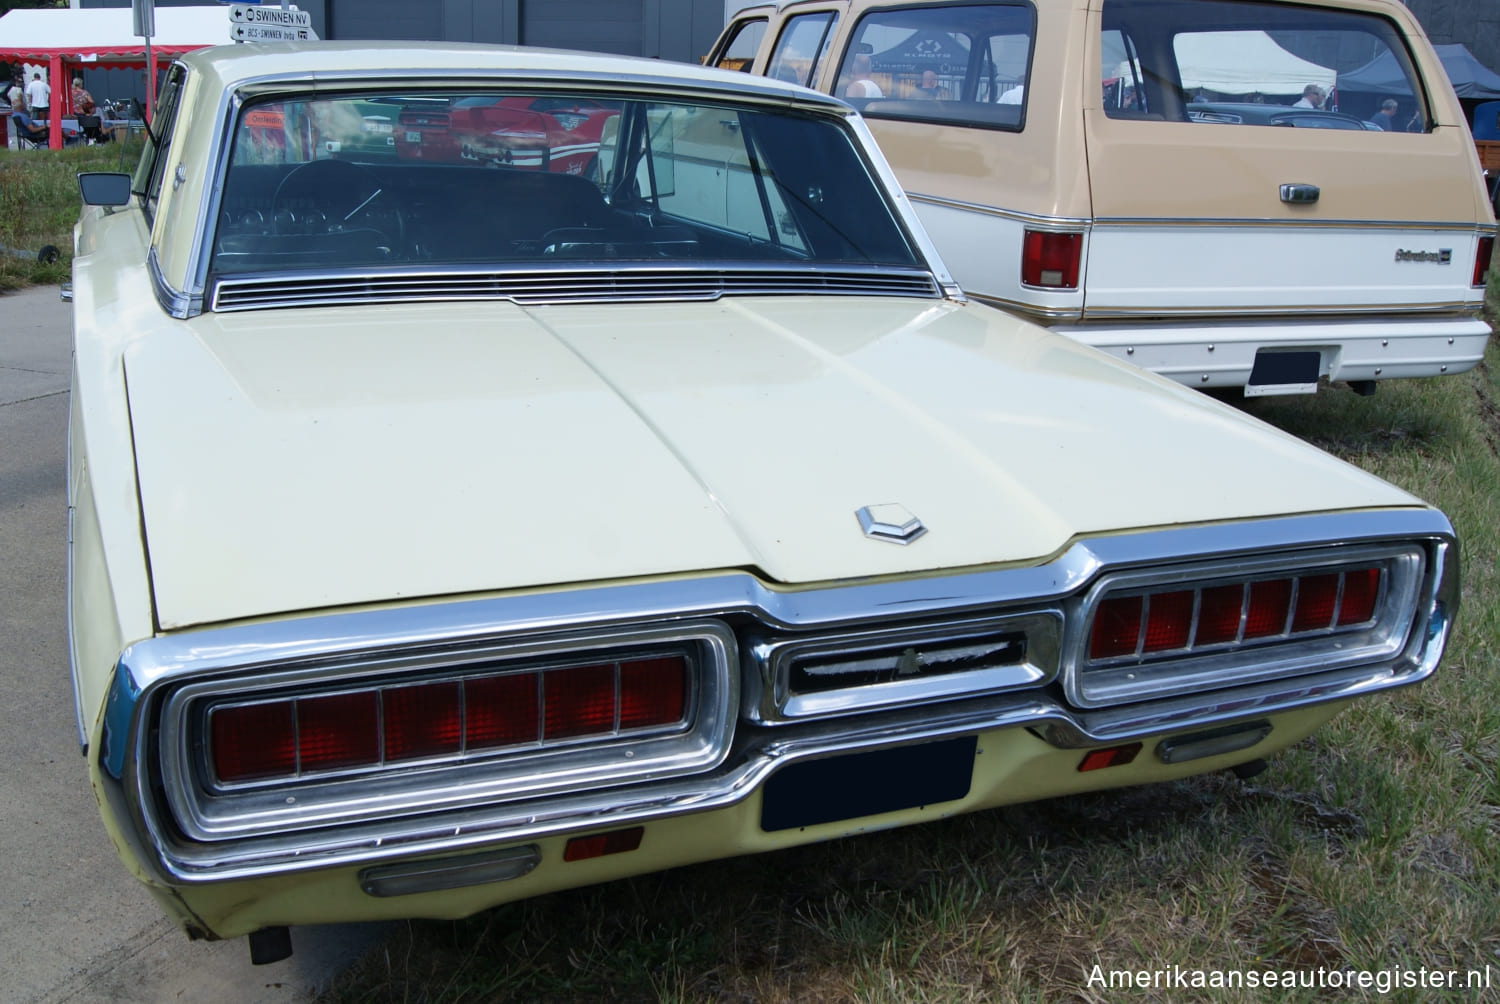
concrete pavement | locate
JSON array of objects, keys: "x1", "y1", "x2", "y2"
[{"x1": 0, "y1": 284, "x2": 385, "y2": 1004}]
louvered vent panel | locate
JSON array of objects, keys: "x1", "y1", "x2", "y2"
[{"x1": 211, "y1": 267, "x2": 941, "y2": 311}]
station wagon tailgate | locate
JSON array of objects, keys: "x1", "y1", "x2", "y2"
[{"x1": 1082, "y1": 0, "x2": 1494, "y2": 323}]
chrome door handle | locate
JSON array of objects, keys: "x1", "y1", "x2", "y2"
[{"x1": 1280, "y1": 183, "x2": 1320, "y2": 204}]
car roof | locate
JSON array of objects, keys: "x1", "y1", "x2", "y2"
[{"x1": 179, "y1": 40, "x2": 849, "y2": 110}]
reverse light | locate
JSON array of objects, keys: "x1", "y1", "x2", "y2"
[
  {"x1": 1474, "y1": 236, "x2": 1494, "y2": 287},
  {"x1": 1021, "y1": 229, "x2": 1082, "y2": 289}
]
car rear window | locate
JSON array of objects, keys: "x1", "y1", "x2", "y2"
[
  {"x1": 1103, "y1": 0, "x2": 1428, "y2": 132},
  {"x1": 208, "y1": 89, "x2": 923, "y2": 277},
  {"x1": 836, "y1": 3, "x2": 1036, "y2": 132}
]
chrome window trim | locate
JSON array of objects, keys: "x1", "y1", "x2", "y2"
[
  {"x1": 1063, "y1": 544, "x2": 1425, "y2": 708},
  {"x1": 156, "y1": 621, "x2": 735, "y2": 843},
  {"x1": 97, "y1": 507, "x2": 1456, "y2": 882},
  {"x1": 905, "y1": 191, "x2": 1091, "y2": 230},
  {"x1": 147, "y1": 247, "x2": 197, "y2": 320}
]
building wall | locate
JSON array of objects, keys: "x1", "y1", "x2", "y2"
[{"x1": 1401, "y1": 0, "x2": 1500, "y2": 75}]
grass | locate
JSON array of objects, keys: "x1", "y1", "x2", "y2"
[
  {"x1": 10, "y1": 148, "x2": 1499, "y2": 1002},
  {"x1": 0, "y1": 140, "x2": 138, "y2": 290}
]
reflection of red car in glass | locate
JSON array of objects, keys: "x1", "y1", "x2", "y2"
[{"x1": 395, "y1": 96, "x2": 618, "y2": 176}]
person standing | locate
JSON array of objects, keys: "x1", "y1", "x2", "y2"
[
  {"x1": 1292, "y1": 84, "x2": 1325, "y2": 109},
  {"x1": 1366, "y1": 98, "x2": 1398, "y2": 130},
  {"x1": 6, "y1": 77, "x2": 24, "y2": 111},
  {"x1": 25, "y1": 72, "x2": 49, "y2": 122},
  {"x1": 71, "y1": 78, "x2": 95, "y2": 116}
]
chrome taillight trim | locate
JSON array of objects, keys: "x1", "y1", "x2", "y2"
[
  {"x1": 156, "y1": 621, "x2": 736, "y2": 843},
  {"x1": 1064, "y1": 545, "x2": 1425, "y2": 709},
  {"x1": 744, "y1": 611, "x2": 1062, "y2": 723}
]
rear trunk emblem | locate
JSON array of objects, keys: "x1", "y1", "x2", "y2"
[{"x1": 856, "y1": 504, "x2": 927, "y2": 545}]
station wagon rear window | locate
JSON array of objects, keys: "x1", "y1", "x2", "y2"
[
  {"x1": 836, "y1": 3, "x2": 1036, "y2": 131},
  {"x1": 208, "y1": 89, "x2": 923, "y2": 279},
  {"x1": 1102, "y1": 0, "x2": 1428, "y2": 132}
]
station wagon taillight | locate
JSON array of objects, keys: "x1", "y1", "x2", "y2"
[
  {"x1": 1021, "y1": 229, "x2": 1082, "y2": 289},
  {"x1": 1475, "y1": 236, "x2": 1494, "y2": 287},
  {"x1": 209, "y1": 655, "x2": 690, "y2": 785},
  {"x1": 1074, "y1": 548, "x2": 1426, "y2": 708}
]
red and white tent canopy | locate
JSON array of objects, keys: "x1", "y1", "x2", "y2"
[{"x1": 1, "y1": 5, "x2": 233, "y2": 147}]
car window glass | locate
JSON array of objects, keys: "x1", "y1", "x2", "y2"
[
  {"x1": 209, "y1": 90, "x2": 917, "y2": 277},
  {"x1": 713, "y1": 18, "x2": 768, "y2": 72},
  {"x1": 137, "y1": 64, "x2": 187, "y2": 217},
  {"x1": 1102, "y1": 0, "x2": 1429, "y2": 132},
  {"x1": 838, "y1": 4, "x2": 1035, "y2": 132},
  {"x1": 767, "y1": 12, "x2": 839, "y2": 87}
]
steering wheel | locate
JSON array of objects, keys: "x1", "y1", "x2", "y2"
[{"x1": 271, "y1": 159, "x2": 405, "y2": 252}]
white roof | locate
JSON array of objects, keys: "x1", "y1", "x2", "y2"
[
  {"x1": 0, "y1": 5, "x2": 233, "y2": 58},
  {"x1": 1172, "y1": 31, "x2": 1336, "y2": 97}
]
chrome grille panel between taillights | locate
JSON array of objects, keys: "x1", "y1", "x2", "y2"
[
  {"x1": 209, "y1": 264, "x2": 942, "y2": 311},
  {"x1": 157, "y1": 621, "x2": 736, "y2": 842},
  {"x1": 1065, "y1": 545, "x2": 1425, "y2": 709},
  {"x1": 743, "y1": 611, "x2": 1063, "y2": 723}
]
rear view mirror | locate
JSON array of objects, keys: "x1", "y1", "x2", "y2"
[{"x1": 77, "y1": 172, "x2": 133, "y2": 207}]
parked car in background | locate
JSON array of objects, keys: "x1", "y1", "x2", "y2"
[
  {"x1": 1186, "y1": 101, "x2": 1380, "y2": 130},
  {"x1": 395, "y1": 94, "x2": 618, "y2": 177},
  {"x1": 71, "y1": 41, "x2": 1457, "y2": 965},
  {"x1": 710, "y1": 0, "x2": 1497, "y2": 395}
]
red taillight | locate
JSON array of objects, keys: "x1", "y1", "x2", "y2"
[
  {"x1": 1089, "y1": 595, "x2": 1142, "y2": 660},
  {"x1": 1291, "y1": 574, "x2": 1339, "y2": 633},
  {"x1": 208, "y1": 654, "x2": 690, "y2": 784},
  {"x1": 1087, "y1": 566, "x2": 1385, "y2": 663},
  {"x1": 619, "y1": 657, "x2": 687, "y2": 729},
  {"x1": 1142, "y1": 590, "x2": 1194, "y2": 653},
  {"x1": 211, "y1": 701, "x2": 295, "y2": 783},
  {"x1": 1475, "y1": 236, "x2": 1494, "y2": 287},
  {"x1": 465, "y1": 672, "x2": 540, "y2": 750},
  {"x1": 1195, "y1": 584, "x2": 1245, "y2": 645},
  {"x1": 297, "y1": 692, "x2": 380, "y2": 772},
  {"x1": 544, "y1": 663, "x2": 616, "y2": 740},
  {"x1": 1338, "y1": 567, "x2": 1381, "y2": 625},
  {"x1": 384, "y1": 681, "x2": 463, "y2": 762},
  {"x1": 1243, "y1": 579, "x2": 1293, "y2": 639},
  {"x1": 1021, "y1": 229, "x2": 1082, "y2": 289}
]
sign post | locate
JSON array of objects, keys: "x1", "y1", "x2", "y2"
[{"x1": 132, "y1": 0, "x2": 157, "y2": 120}]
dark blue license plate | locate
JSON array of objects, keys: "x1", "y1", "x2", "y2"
[{"x1": 759, "y1": 736, "x2": 977, "y2": 832}]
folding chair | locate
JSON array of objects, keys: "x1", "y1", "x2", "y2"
[
  {"x1": 13, "y1": 115, "x2": 48, "y2": 150},
  {"x1": 76, "y1": 114, "x2": 109, "y2": 145}
]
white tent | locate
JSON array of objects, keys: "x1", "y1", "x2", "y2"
[{"x1": 1172, "y1": 30, "x2": 1336, "y2": 97}]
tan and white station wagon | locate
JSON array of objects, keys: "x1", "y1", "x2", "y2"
[
  {"x1": 711, "y1": 0, "x2": 1496, "y2": 394},
  {"x1": 71, "y1": 41, "x2": 1457, "y2": 964}
]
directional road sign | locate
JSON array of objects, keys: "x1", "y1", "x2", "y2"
[{"x1": 227, "y1": 4, "x2": 313, "y2": 28}]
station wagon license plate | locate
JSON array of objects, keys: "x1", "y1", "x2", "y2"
[
  {"x1": 1246, "y1": 350, "x2": 1321, "y2": 396},
  {"x1": 759, "y1": 736, "x2": 977, "y2": 831}
]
